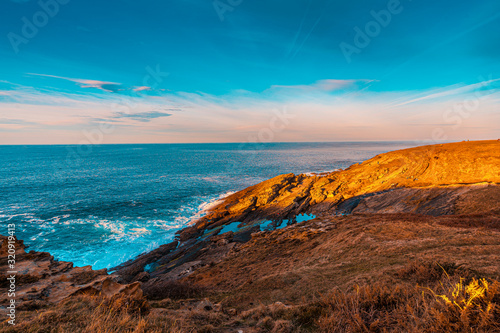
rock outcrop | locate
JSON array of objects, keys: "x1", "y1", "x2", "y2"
[
  {"x1": 0, "y1": 236, "x2": 142, "y2": 312},
  {"x1": 114, "y1": 140, "x2": 500, "y2": 285},
  {"x1": 178, "y1": 140, "x2": 500, "y2": 239}
]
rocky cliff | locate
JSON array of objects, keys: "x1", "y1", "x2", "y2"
[
  {"x1": 113, "y1": 140, "x2": 500, "y2": 285},
  {"x1": 3, "y1": 140, "x2": 500, "y2": 332},
  {"x1": 176, "y1": 140, "x2": 500, "y2": 241}
]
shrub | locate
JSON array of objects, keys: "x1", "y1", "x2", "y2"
[{"x1": 425, "y1": 277, "x2": 500, "y2": 331}]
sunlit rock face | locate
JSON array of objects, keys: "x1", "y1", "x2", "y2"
[{"x1": 180, "y1": 140, "x2": 500, "y2": 239}]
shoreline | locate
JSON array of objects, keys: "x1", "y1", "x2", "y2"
[{"x1": 3, "y1": 140, "x2": 500, "y2": 332}]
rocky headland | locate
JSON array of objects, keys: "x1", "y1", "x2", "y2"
[{"x1": 2, "y1": 140, "x2": 500, "y2": 332}]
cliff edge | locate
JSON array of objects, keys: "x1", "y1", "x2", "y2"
[{"x1": 177, "y1": 140, "x2": 500, "y2": 241}]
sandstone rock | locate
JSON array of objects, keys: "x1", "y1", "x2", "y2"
[{"x1": 0, "y1": 236, "x2": 144, "y2": 311}]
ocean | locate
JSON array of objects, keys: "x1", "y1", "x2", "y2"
[{"x1": 0, "y1": 142, "x2": 420, "y2": 269}]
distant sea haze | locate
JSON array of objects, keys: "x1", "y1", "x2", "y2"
[{"x1": 0, "y1": 142, "x2": 420, "y2": 269}]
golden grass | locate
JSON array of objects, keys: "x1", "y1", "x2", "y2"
[
  {"x1": 425, "y1": 277, "x2": 500, "y2": 331},
  {"x1": 316, "y1": 268, "x2": 500, "y2": 332},
  {"x1": 2, "y1": 262, "x2": 500, "y2": 332},
  {"x1": 1, "y1": 294, "x2": 184, "y2": 333}
]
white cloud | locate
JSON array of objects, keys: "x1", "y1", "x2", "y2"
[
  {"x1": 1, "y1": 78, "x2": 500, "y2": 144},
  {"x1": 269, "y1": 79, "x2": 375, "y2": 92},
  {"x1": 27, "y1": 73, "x2": 124, "y2": 93},
  {"x1": 392, "y1": 78, "x2": 500, "y2": 107}
]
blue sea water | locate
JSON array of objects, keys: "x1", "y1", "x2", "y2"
[{"x1": 0, "y1": 142, "x2": 420, "y2": 269}]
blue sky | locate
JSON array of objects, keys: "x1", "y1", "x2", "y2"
[{"x1": 1, "y1": 0, "x2": 500, "y2": 143}]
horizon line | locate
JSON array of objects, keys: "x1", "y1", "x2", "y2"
[{"x1": 0, "y1": 139, "x2": 463, "y2": 146}]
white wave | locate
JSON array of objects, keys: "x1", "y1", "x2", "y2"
[
  {"x1": 95, "y1": 220, "x2": 127, "y2": 240},
  {"x1": 129, "y1": 227, "x2": 151, "y2": 236},
  {"x1": 200, "y1": 191, "x2": 235, "y2": 211},
  {"x1": 0, "y1": 212, "x2": 35, "y2": 221},
  {"x1": 186, "y1": 191, "x2": 236, "y2": 225}
]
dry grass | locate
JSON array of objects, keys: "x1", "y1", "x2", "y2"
[
  {"x1": 316, "y1": 264, "x2": 500, "y2": 333},
  {"x1": 142, "y1": 279, "x2": 205, "y2": 300},
  {"x1": 0, "y1": 294, "x2": 183, "y2": 333},
  {"x1": 186, "y1": 213, "x2": 500, "y2": 311},
  {"x1": 4, "y1": 211, "x2": 500, "y2": 332},
  {"x1": 3, "y1": 264, "x2": 500, "y2": 332}
]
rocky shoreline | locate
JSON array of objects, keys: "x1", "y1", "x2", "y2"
[
  {"x1": 2, "y1": 140, "x2": 500, "y2": 332},
  {"x1": 112, "y1": 140, "x2": 500, "y2": 285}
]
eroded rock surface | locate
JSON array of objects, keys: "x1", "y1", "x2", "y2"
[{"x1": 0, "y1": 236, "x2": 142, "y2": 313}]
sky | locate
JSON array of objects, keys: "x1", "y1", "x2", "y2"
[{"x1": 1, "y1": 0, "x2": 500, "y2": 144}]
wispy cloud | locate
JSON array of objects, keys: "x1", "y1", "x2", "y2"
[
  {"x1": 27, "y1": 73, "x2": 154, "y2": 94},
  {"x1": 112, "y1": 111, "x2": 173, "y2": 122},
  {"x1": 0, "y1": 118, "x2": 37, "y2": 125},
  {"x1": 28, "y1": 73, "x2": 123, "y2": 93},
  {"x1": 2, "y1": 77, "x2": 500, "y2": 143},
  {"x1": 133, "y1": 86, "x2": 152, "y2": 92},
  {"x1": 269, "y1": 79, "x2": 375, "y2": 92},
  {"x1": 392, "y1": 78, "x2": 500, "y2": 107}
]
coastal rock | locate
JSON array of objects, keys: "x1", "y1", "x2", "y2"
[
  {"x1": 0, "y1": 236, "x2": 142, "y2": 311},
  {"x1": 187, "y1": 140, "x2": 500, "y2": 235},
  {"x1": 115, "y1": 141, "x2": 500, "y2": 286},
  {"x1": 183, "y1": 211, "x2": 500, "y2": 308}
]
